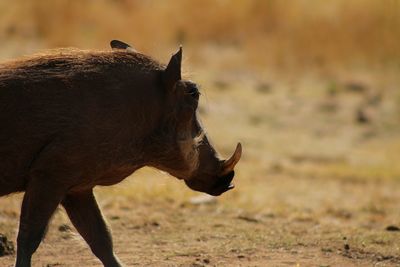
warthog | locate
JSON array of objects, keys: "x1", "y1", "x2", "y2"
[{"x1": 0, "y1": 40, "x2": 242, "y2": 267}]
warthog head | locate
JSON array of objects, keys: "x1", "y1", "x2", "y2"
[{"x1": 156, "y1": 45, "x2": 242, "y2": 196}]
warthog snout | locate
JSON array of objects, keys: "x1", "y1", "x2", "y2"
[{"x1": 185, "y1": 143, "x2": 242, "y2": 196}]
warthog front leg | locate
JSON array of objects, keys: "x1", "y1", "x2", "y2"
[
  {"x1": 15, "y1": 176, "x2": 67, "y2": 267},
  {"x1": 62, "y1": 190, "x2": 122, "y2": 267}
]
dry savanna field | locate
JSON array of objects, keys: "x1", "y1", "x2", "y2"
[{"x1": 1, "y1": 1, "x2": 400, "y2": 266}]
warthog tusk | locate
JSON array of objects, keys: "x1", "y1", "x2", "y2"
[{"x1": 221, "y1": 143, "x2": 242, "y2": 176}]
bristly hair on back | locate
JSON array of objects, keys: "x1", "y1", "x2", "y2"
[{"x1": 0, "y1": 48, "x2": 164, "y2": 84}]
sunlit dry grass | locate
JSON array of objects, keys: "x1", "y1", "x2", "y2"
[{"x1": 0, "y1": 0, "x2": 399, "y2": 70}]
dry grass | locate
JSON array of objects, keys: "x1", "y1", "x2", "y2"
[{"x1": 0, "y1": 0, "x2": 399, "y2": 69}]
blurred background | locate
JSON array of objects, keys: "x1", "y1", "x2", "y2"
[
  {"x1": 1, "y1": 0, "x2": 400, "y2": 70},
  {"x1": 1, "y1": 1, "x2": 400, "y2": 266}
]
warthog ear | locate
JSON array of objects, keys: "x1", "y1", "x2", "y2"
[
  {"x1": 163, "y1": 46, "x2": 182, "y2": 90},
  {"x1": 110, "y1": 40, "x2": 135, "y2": 52}
]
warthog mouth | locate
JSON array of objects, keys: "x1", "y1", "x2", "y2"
[
  {"x1": 185, "y1": 170, "x2": 235, "y2": 196},
  {"x1": 209, "y1": 170, "x2": 235, "y2": 196}
]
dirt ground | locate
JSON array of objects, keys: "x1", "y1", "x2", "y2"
[
  {"x1": 1, "y1": 174, "x2": 400, "y2": 267},
  {"x1": 1, "y1": 64, "x2": 400, "y2": 266}
]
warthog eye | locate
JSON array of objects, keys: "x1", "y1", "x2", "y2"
[
  {"x1": 189, "y1": 89, "x2": 200, "y2": 98},
  {"x1": 184, "y1": 81, "x2": 200, "y2": 99}
]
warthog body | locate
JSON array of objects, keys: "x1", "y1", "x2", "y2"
[{"x1": 0, "y1": 40, "x2": 241, "y2": 267}]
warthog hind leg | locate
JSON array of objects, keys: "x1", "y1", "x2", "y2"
[{"x1": 62, "y1": 190, "x2": 122, "y2": 267}]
